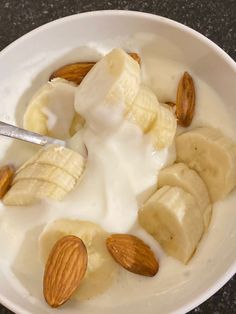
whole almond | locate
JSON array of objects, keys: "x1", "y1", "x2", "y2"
[
  {"x1": 50, "y1": 62, "x2": 95, "y2": 85},
  {"x1": 43, "y1": 235, "x2": 88, "y2": 308},
  {"x1": 50, "y1": 52, "x2": 141, "y2": 84},
  {"x1": 0, "y1": 165, "x2": 15, "y2": 199},
  {"x1": 176, "y1": 71, "x2": 195, "y2": 127},
  {"x1": 106, "y1": 234, "x2": 159, "y2": 277}
]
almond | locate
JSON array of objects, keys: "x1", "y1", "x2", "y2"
[
  {"x1": 128, "y1": 52, "x2": 141, "y2": 65},
  {"x1": 106, "y1": 234, "x2": 159, "y2": 277},
  {"x1": 0, "y1": 165, "x2": 15, "y2": 199},
  {"x1": 50, "y1": 62, "x2": 95, "y2": 85},
  {"x1": 176, "y1": 71, "x2": 195, "y2": 127},
  {"x1": 50, "y1": 52, "x2": 141, "y2": 84},
  {"x1": 43, "y1": 235, "x2": 88, "y2": 308}
]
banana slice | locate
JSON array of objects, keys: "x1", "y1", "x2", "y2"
[
  {"x1": 158, "y1": 163, "x2": 212, "y2": 228},
  {"x1": 24, "y1": 78, "x2": 85, "y2": 139},
  {"x1": 125, "y1": 85, "x2": 159, "y2": 132},
  {"x1": 39, "y1": 219, "x2": 118, "y2": 301},
  {"x1": 67, "y1": 129, "x2": 88, "y2": 158},
  {"x1": 3, "y1": 179, "x2": 67, "y2": 205},
  {"x1": 176, "y1": 127, "x2": 236, "y2": 201},
  {"x1": 13, "y1": 164, "x2": 76, "y2": 192},
  {"x1": 139, "y1": 186, "x2": 204, "y2": 263},
  {"x1": 69, "y1": 113, "x2": 85, "y2": 136},
  {"x1": 3, "y1": 145, "x2": 86, "y2": 206},
  {"x1": 74, "y1": 49, "x2": 175, "y2": 151},
  {"x1": 75, "y1": 48, "x2": 141, "y2": 115},
  {"x1": 148, "y1": 104, "x2": 177, "y2": 150},
  {"x1": 17, "y1": 145, "x2": 86, "y2": 180}
]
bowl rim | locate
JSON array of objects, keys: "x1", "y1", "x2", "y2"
[{"x1": 0, "y1": 9, "x2": 235, "y2": 314}]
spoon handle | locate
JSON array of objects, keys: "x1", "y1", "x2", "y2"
[{"x1": 0, "y1": 121, "x2": 65, "y2": 147}]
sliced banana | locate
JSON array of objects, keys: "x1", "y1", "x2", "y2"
[
  {"x1": 13, "y1": 163, "x2": 76, "y2": 192},
  {"x1": 69, "y1": 113, "x2": 85, "y2": 136},
  {"x1": 74, "y1": 49, "x2": 176, "y2": 151},
  {"x1": 176, "y1": 127, "x2": 236, "y2": 201},
  {"x1": 39, "y1": 219, "x2": 118, "y2": 301},
  {"x1": 17, "y1": 145, "x2": 86, "y2": 180},
  {"x1": 67, "y1": 129, "x2": 88, "y2": 158},
  {"x1": 3, "y1": 145, "x2": 86, "y2": 206},
  {"x1": 126, "y1": 85, "x2": 158, "y2": 132},
  {"x1": 148, "y1": 104, "x2": 177, "y2": 149},
  {"x1": 75, "y1": 48, "x2": 141, "y2": 115},
  {"x1": 3, "y1": 179, "x2": 67, "y2": 205},
  {"x1": 158, "y1": 163, "x2": 212, "y2": 228},
  {"x1": 24, "y1": 78, "x2": 85, "y2": 139},
  {"x1": 139, "y1": 186, "x2": 204, "y2": 263}
]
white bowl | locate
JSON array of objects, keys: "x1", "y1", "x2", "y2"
[{"x1": 0, "y1": 10, "x2": 235, "y2": 314}]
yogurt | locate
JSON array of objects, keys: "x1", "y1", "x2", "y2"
[{"x1": 58, "y1": 116, "x2": 173, "y2": 233}]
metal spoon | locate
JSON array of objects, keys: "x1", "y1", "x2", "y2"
[
  {"x1": 0, "y1": 120, "x2": 66, "y2": 147},
  {"x1": 0, "y1": 120, "x2": 88, "y2": 157}
]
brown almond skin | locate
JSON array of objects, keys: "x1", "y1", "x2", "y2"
[
  {"x1": 176, "y1": 71, "x2": 195, "y2": 127},
  {"x1": 0, "y1": 165, "x2": 15, "y2": 199},
  {"x1": 106, "y1": 234, "x2": 159, "y2": 277},
  {"x1": 43, "y1": 235, "x2": 88, "y2": 308},
  {"x1": 50, "y1": 62, "x2": 95, "y2": 85},
  {"x1": 50, "y1": 52, "x2": 141, "y2": 84},
  {"x1": 128, "y1": 52, "x2": 141, "y2": 65}
]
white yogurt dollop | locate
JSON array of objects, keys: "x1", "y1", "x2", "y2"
[{"x1": 58, "y1": 100, "x2": 173, "y2": 233}]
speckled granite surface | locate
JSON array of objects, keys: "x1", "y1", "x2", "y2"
[{"x1": 0, "y1": 0, "x2": 235, "y2": 313}]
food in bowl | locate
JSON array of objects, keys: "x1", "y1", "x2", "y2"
[{"x1": 0, "y1": 27, "x2": 235, "y2": 312}]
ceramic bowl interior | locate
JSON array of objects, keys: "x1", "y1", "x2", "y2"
[{"x1": 0, "y1": 10, "x2": 235, "y2": 314}]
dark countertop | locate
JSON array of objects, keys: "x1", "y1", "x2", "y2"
[{"x1": 0, "y1": 0, "x2": 235, "y2": 313}]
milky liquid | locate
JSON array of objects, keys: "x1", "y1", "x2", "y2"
[{"x1": 0, "y1": 37, "x2": 235, "y2": 312}]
